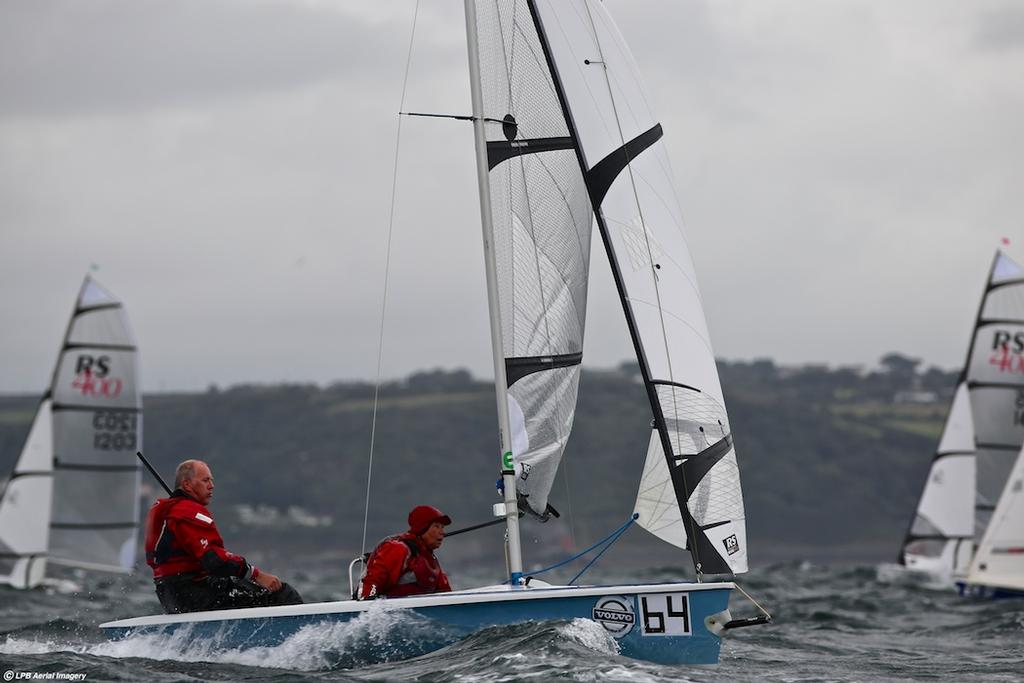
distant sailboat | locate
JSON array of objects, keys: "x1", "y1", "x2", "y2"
[
  {"x1": 0, "y1": 275, "x2": 142, "y2": 589},
  {"x1": 900, "y1": 250, "x2": 1024, "y2": 585},
  {"x1": 963, "y1": 442, "x2": 1024, "y2": 598}
]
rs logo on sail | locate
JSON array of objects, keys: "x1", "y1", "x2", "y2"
[
  {"x1": 989, "y1": 331, "x2": 1024, "y2": 375},
  {"x1": 71, "y1": 355, "x2": 123, "y2": 398}
]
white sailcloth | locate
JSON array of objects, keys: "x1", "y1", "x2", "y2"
[
  {"x1": 0, "y1": 276, "x2": 142, "y2": 587},
  {"x1": 529, "y1": 0, "x2": 746, "y2": 574},
  {"x1": 901, "y1": 382, "x2": 975, "y2": 576},
  {"x1": 0, "y1": 399, "x2": 55, "y2": 588},
  {"x1": 966, "y1": 443, "x2": 1024, "y2": 592},
  {"x1": 965, "y1": 252, "x2": 1024, "y2": 543},
  {"x1": 471, "y1": 0, "x2": 594, "y2": 518}
]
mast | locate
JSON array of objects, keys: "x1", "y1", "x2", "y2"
[{"x1": 463, "y1": 0, "x2": 524, "y2": 585}]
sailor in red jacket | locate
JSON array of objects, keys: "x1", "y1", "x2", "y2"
[
  {"x1": 359, "y1": 505, "x2": 453, "y2": 599},
  {"x1": 144, "y1": 459, "x2": 303, "y2": 613}
]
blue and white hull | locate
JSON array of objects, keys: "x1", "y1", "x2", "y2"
[
  {"x1": 100, "y1": 581, "x2": 735, "y2": 665},
  {"x1": 955, "y1": 581, "x2": 1024, "y2": 600}
]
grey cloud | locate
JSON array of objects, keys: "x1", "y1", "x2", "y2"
[{"x1": 0, "y1": 1, "x2": 408, "y2": 117}]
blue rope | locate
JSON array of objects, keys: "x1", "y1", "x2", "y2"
[{"x1": 519, "y1": 513, "x2": 638, "y2": 585}]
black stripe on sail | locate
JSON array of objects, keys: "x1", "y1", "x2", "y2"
[
  {"x1": 0, "y1": 552, "x2": 48, "y2": 559},
  {"x1": 651, "y1": 379, "x2": 702, "y2": 394},
  {"x1": 680, "y1": 435, "x2": 733, "y2": 492},
  {"x1": 932, "y1": 450, "x2": 974, "y2": 462},
  {"x1": 54, "y1": 460, "x2": 139, "y2": 472},
  {"x1": 988, "y1": 277, "x2": 1024, "y2": 292},
  {"x1": 51, "y1": 522, "x2": 137, "y2": 530},
  {"x1": 75, "y1": 302, "x2": 122, "y2": 315},
  {"x1": 968, "y1": 381, "x2": 1024, "y2": 390},
  {"x1": 975, "y1": 443, "x2": 1022, "y2": 452},
  {"x1": 586, "y1": 124, "x2": 663, "y2": 208},
  {"x1": 505, "y1": 352, "x2": 582, "y2": 386},
  {"x1": 63, "y1": 343, "x2": 137, "y2": 352},
  {"x1": 51, "y1": 403, "x2": 141, "y2": 414},
  {"x1": 904, "y1": 534, "x2": 974, "y2": 541},
  {"x1": 8, "y1": 470, "x2": 52, "y2": 480},
  {"x1": 976, "y1": 503, "x2": 997, "y2": 511},
  {"x1": 487, "y1": 136, "x2": 575, "y2": 170},
  {"x1": 977, "y1": 318, "x2": 1024, "y2": 326}
]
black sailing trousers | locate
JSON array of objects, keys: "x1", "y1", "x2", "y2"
[{"x1": 154, "y1": 574, "x2": 304, "y2": 614}]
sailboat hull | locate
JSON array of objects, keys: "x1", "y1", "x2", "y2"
[
  {"x1": 956, "y1": 581, "x2": 1024, "y2": 600},
  {"x1": 100, "y1": 581, "x2": 734, "y2": 665}
]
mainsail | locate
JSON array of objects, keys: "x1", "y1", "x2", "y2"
[
  {"x1": 471, "y1": 0, "x2": 594, "y2": 518},
  {"x1": 900, "y1": 250, "x2": 1024, "y2": 576},
  {"x1": 468, "y1": 0, "x2": 746, "y2": 575},
  {"x1": 966, "y1": 443, "x2": 1024, "y2": 592},
  {"x1": 0, "y1": 276, "x2": 142, "y2": 588},
  {"x1": 965, "y1": 251, "x2": 1024, "y2": 544}
]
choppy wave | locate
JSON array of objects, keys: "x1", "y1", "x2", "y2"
[{"x1": 2, "y1": 563, "x2": 1024, "y2": 682}]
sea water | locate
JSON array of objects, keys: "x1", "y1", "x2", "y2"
[{"x1": 1, "y1": 562, "x2": 1022, "y2": 682}]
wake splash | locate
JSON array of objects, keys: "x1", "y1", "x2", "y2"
[{"x1": 0, "y1": 610, "x2": 623, "y2": 674}]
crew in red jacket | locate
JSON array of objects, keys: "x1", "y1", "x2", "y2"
[
  {"x1": 144, "y1": 459, "x2": 303, "y2": 613},
  {"x1": 359, "y1": 505, "x2": 452, "y2": 599}
]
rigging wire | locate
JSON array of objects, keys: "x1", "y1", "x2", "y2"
[{"x1": 360, "y1": 0, "x2": 422, "y2": 561}]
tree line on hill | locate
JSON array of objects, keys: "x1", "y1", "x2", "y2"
[{"x1": 0, "y1": 354, "x2": 955, "y2": 577}]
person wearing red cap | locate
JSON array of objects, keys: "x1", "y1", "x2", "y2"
[
  {"x1": 144, "y1": 459, "x2": 303, "y2": 613},
  {"x1": 359, "y1": 505, "x2": 452, "y2": 599}
]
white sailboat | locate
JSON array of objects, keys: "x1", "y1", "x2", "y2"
[
  {"x1": 963, "y1": 442, "x2": 1024, "y2": 598},
  {"x1": 101, "y1": 0, "x2": 765, "y2": 664},
  {"x1": 0, "y1": 275, "x2": 143, "y2": 589},
  {"x1": 900, "y1": 250, "x2": 1024, "y2": 585}
]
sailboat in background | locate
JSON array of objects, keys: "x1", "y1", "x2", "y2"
[
  {"x1": 963, "y1": 441, "x2": 1024, "y2": 598},
  {"x1": 900, "y1": 250, "x2": 1024, "y2": 588},
  {"x1": 0, "y1": 275, "x2": 142, "y2": 589},
  {"x1": 102, "y1": 0, "x2": 766, "y2": 664}
]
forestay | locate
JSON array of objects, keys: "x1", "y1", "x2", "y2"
[
  {"x1": 0, "y1": 276, "x2": 142, "y2": 588},
  {"x1": 528, "y1": 0, "x2": 747, "y2": 575},
  {"x1": 967, "y1": 443, "x2": 1024, "y2": 592}
]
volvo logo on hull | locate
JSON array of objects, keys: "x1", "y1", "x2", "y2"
[{"x1": 592, "y1": 596, "x2": 635, "y2": 638}]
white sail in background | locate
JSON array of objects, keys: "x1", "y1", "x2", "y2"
[
  {"x1": 0, "y1": 275, "x2": 142, "y2": 587},
  {"x1": 966, "y1": 444, "x2": 1024, "y2": 592},
  {"x1": 965, "y1": 252, "x2": 1024, "y2": 545},
  {"x1": 525, "y1": 0, "x2": 746, "y2": 575},
  {"x1": 901, "y1": 251, "x2": 1024, "y2": 579},
  {"x1": 901, "y1": 382, "x2": 975, "y2": 576},
  {"x1": 0, "y1": 399, "x2": 55, "y2": 588}
]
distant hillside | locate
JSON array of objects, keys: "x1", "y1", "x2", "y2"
[{"x1": 0, "y1": 355, "x2": 955, "y2": 577}]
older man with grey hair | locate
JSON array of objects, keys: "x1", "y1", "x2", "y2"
[{"x1": 143, "y1": 459, "x2": 302, "y2": 613}]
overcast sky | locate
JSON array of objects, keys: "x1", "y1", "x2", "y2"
[{"x1": 1, "y1": 0, "x2": 1021, "y2": 393}]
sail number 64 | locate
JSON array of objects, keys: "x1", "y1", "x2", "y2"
[{"x1": 639, "y1": 593, "x2": 691, "y2": 636}]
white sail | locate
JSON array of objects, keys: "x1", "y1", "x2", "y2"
[
  {"x1": 470, "y1": 0, "x2": 594, "y2": 518},
  {"x1": 0, "y1": 399, "x2": 55, "y2": 588},
  {"x1": 526, "y1": 0, "x2": 745, "y2": 575},
  {"x1": 901, "y1": 382, "x2": 975, "y2": 576},
  {"x1": 0, "y1": 275, "x2": 142, "y2": 585},
  {"x1": 49, "y1": 276, "x2": 143, "y2": 572},
  {"x1": 966, "y1": 443, "x2": 1024, "y2": 592},
  {"x1": 965, "y1": 252, "x2": 1024, "y2": 545}
]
